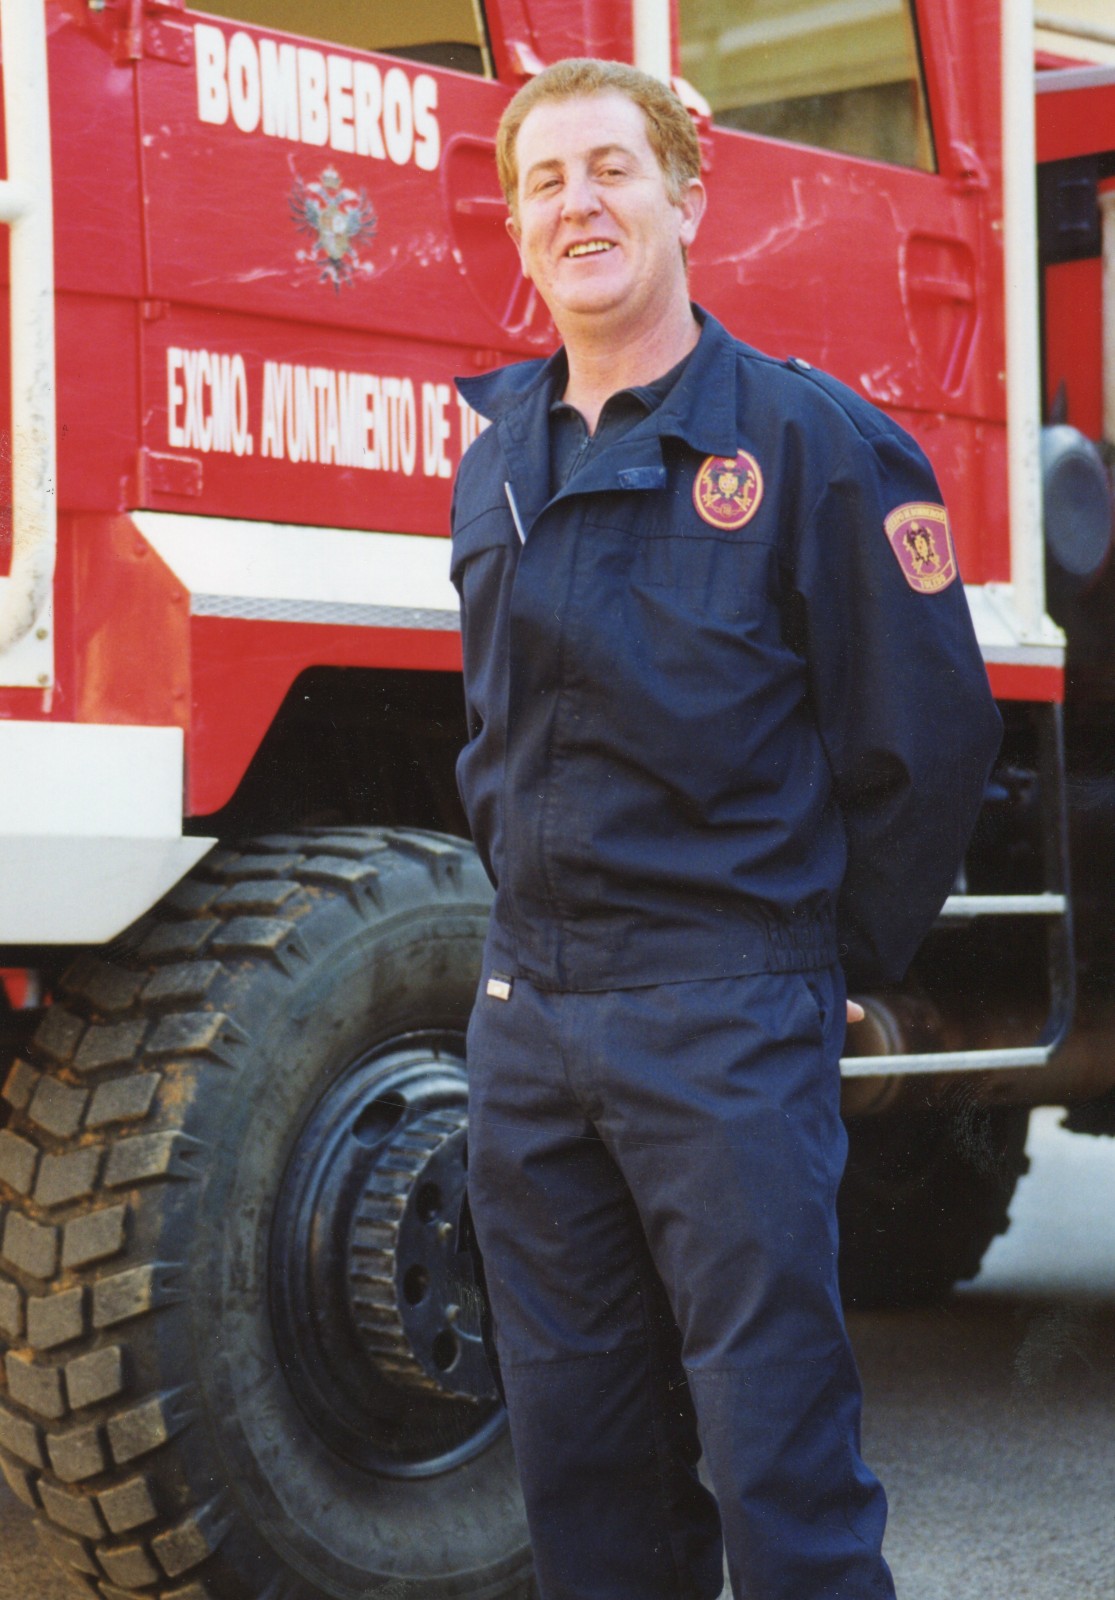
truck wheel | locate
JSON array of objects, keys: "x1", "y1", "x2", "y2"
[
  {"x1": 837, "y1": 1103, "x2": 1031, "y2": 1308},
  {"x1": 0, "y1": 829, "x2": 535, "y2": 1599}
]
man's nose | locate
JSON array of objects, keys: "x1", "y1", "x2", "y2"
[{"x1": 561, "y1": 172, "x2": 602, "y2": 220}]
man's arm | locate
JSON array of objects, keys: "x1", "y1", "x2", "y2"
[
  {"x1": 792, "y1": 427, "x2": 1003, "y2": 991},
  {"x1": 449, "y1": 463, "x2": 506, "y2": 891}
]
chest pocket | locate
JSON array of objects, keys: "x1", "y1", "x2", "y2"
[
  {"x1": 586, "y1": 509, "x2": 778, "y2": 627},
  {"x1": 450, "y1": 506, "x2": 516, "y2": 584}
]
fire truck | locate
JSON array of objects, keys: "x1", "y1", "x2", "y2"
[{"x1": 0, "y1": 0, "x2": 1113, "y2": 1595}]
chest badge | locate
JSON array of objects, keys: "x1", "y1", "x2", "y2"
[
  {"x1": 884, "y1": 502, "x2": 957, "y2": 594},
  {"x1": 693, "y1": 450, "x2": 764, "y2": 530}
]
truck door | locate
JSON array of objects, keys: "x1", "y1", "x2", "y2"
[
  {"x1": 127, "y1": 2, "x2": 558, "y2": 818},
  {"x1": 132, "y1": 0, "x2": 545, "y2": 535},
  {"x1": 681, "y1": 0, "x2": 1004, "y2": 591}
]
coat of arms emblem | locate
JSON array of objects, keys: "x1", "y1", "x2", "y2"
[
  {"x1": 883, "y1": 502, "x2": 957, "y2": 594},
  {"x1": 290, "y1": 166, "x2": 377, "y2": 289},
  {"x1": 693, "y1": 450, "x2": 764, "y2": 531}
]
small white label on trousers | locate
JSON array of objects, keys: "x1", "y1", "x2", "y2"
[{"x1": 486, "y1": 975, "x2": 513, "y2": 1001}]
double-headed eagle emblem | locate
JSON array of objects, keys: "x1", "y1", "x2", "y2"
[{"x1": 290, "y1": 165, "x2": 377, "y2": 289}]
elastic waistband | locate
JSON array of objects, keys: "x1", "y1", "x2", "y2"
[{"x1": 483, "y1": 905, "x2": 840, "y2": 993}]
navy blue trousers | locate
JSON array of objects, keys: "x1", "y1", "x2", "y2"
[{"x1": 466, "y1": 967, "x2": 896, "y2": 1600}]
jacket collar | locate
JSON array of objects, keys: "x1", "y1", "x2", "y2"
[
  {"x1": 455, "y1": 307, "x2": 737, "y2": 445},
  {"x1": 453, "y1": 308, "x2": 742, "y2": 533},
  {"x1": 455, "y1": 347, "x2": 565, "y2": 425},
  {"x1": 653, "y1": 308, "x2": 739, "y2": 457}
]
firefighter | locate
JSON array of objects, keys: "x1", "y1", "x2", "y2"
[{"x1": 450, "y1": 58, "x2": 1001, "y2": 1600}]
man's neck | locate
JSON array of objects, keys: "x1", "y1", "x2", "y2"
[{"x1": 560, "y1": 299, "x2": 701, "y2": 434}]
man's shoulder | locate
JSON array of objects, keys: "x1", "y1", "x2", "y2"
[
  {"x1": 699, "y1": 319, "x2": 943, "y2": 523},
  {"x1": 738, "y1": 343, "x2": 906, "y2": 453},
  {"x1": 453, "y1": 352, "x2": 558, "y2": 514},
  {"x1": 452, "y1": 423, "x2": 503, "y2": 529},
  {"x1": 701, "y1": 315, "x2": 916, "y2": 466}
]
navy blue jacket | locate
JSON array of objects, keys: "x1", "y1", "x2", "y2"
[{"x1": 451, "y1": 311, "x2": 1002, "y2": 992}]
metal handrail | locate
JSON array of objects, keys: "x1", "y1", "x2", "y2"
[
  {"x1": 843, "y1": 707, "x2": 1076, "y2": 1081},
  {"x1": 939, "y1": 893, "x2": 1066, "y2": 918},
  {"x1": 841, "y1": 1044, "x2": 1052, "y2": 1078},
  {"x1": 632, "y1": 0, "x2": 671, "y2": 82},
  {"x1": 1003, "y1": 0, "x2": 1048, "y2": 640},
  {"x1": 0, "y1": 0, "x2": 56, "y2": 671},
  {"x1": 1035, "y1": 12, "x2": 1115, "y2": 50}
]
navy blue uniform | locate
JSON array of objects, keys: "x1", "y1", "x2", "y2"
[{"x1": 451, "y1": 309, "x2": 1001, "y2": 1599}]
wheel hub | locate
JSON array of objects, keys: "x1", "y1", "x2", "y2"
[
  {"x1": 269, "y1": 1039, "x2": 502, "y2": 1476},
  {"x1": 347, "y1": 1106, "x2": 491, "y2": 1401}
]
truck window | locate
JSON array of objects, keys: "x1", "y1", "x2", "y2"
[
  {"x1": 677, "y1": 0, "x2": 935, "y2": 171},
  {"x1": 195, "y1": 0, "x2": 492, "y2": 76}
]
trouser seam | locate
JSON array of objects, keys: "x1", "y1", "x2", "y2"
[
  {"x1": 503, "y1": 1340, "x2": 647, "y2": 1371},
  {"x1": 683, "y1": 1338, "x2": 845, "y2": 1376},
  {"x1": 633, "y1": 1246, "x2": 702, "y2": 1600}
]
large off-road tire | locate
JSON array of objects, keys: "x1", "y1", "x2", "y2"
[
  {"x1": 0, "y1": 829, "x2": 535, "y2": 1599},
  {"x1": 837, "y1": 1102, "x2": 1031, "y2": 1309}
]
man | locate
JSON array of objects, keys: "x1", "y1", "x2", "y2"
[{"x1": 450, "y1": 59, "x2": 1001, "y2": 1600}]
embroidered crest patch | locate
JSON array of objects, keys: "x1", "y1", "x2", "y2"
[
  {"x1": 693, "y1": 450, "x2": 764, "y2": 531},
  {"x1": 883, "y1": 502, "x2": 957, "y2": 594}
]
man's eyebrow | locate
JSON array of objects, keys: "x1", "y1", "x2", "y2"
[
  {"x1": 523, "y1": 157, "x2": 564, "y2": 183},
  {"x1": 586, "y1": 143, "x2": 637, "y2": 163},
  {"x1": 523, "y1": 144, "x2": 638, "y2": 183}
]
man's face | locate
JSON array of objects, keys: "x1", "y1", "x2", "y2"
[{"x1": 507, "y1": 91, "x2": 704, "y2": 335}]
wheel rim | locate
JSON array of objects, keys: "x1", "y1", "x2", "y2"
[{"x1": 269, "y1": 1034, "x2": 504, "y2": 1477}]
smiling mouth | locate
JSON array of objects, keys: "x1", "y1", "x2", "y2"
[{"x1": 566, "y1": 241, "x2": 615, "y2": 258}]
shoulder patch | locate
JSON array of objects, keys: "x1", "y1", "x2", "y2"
[
  {"x1": 693, "y1": 450, "x2": 764, "y2": 531},
  {"x1": 884, "y1": 502, "x2": 957, "y2": 594}
]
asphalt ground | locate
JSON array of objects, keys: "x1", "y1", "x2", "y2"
[
  {"x1": 1, "y1": 1107, "x2": 1112, "y2": 1600},
  {"x1": 858, "y1": 1107, "x2": 1115, "y2": 1600}
]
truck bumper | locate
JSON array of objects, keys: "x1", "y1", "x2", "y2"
[{"x1": 0, "y1": 721, "x2": 213, "y2": 943}]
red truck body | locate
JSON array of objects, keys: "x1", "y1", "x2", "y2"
[
  {"x1": 0, "y1": 5, "x2": 1113, "y2": 1598},
  {"x1": 0, "y1": 0, "x2": 1061, "y2": 825}
]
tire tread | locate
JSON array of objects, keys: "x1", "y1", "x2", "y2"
[{"x1": 0, "y1": 829, "x2": 523, "y2": 1599}]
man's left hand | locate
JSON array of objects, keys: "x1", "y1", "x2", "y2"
[{"x1": 846, "y1": 999, "x2": 865, "y2": 1025}]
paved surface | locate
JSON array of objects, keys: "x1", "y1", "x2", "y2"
[
  {"x1": 858, "y1": 1106, "x2": 1115, "y2": 1600},
  {"x1": 1, "y1": 1107, "x2": 1112, "y2": 1600}
]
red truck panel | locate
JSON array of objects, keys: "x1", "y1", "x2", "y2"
[{"x1": 0, "y1": 1, "x2": 1057, "y2": 819}]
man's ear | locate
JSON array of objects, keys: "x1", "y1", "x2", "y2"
[
  {"x1": 505, "y1": 213, "x2": 530, "y2": 279},
  {"x1": 678, "y1": 179, "x2": 707, "y2": 251}
]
